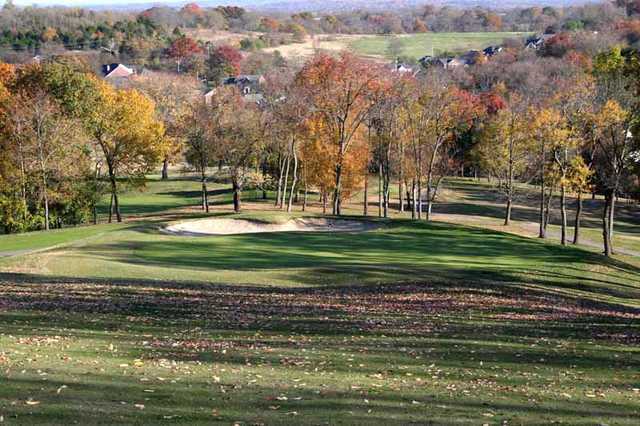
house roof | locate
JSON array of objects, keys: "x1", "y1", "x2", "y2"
[
  {"x1": 223, "y1": 75, "x2": 264, "y2": 85},
  {"x1": 102, "y1": 63, "x2": 134, "y2": 79}
]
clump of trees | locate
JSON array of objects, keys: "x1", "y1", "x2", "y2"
[{"x1": 0, "y1": 59, "x2": 166, "y2": 232}]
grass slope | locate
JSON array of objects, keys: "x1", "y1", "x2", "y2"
[
  {"x1": 349, "y1": 32, "x2": 528, "y2": 60},
  {"x1": 1, "y1": 175, "x2": 639, "y2": 424}
]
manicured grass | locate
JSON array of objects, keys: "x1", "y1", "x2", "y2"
[
  {"x1": 0, "y1": 223, "x2": 127, "y2": 256},
  {"x1": 96, "y1": 176, "x2": 209, "y2": 218},
  {"x1": 1, "y1": 175, "x2": 639, "y2": 424},
  {"x1": 349, "y1": 32, "x2": 529, "y2": 60}
]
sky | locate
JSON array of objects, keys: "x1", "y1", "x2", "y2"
[{"x1": 7, "y1": 0, "x2": 166, "y2": 5}]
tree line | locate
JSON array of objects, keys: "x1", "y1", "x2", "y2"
[{"x1": 1, "y1": 0, "x2": 635, "y2": 61}]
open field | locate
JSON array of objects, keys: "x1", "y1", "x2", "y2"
[
  {"x1": 349, "y1": 32, "x2": 529, "y2": 60},
  {"x1": 258, "y1": 32, "x2": 528, "y2": 62},
  {"x1": 1, "y1": 173, "x2": 639, "y2": 424}
]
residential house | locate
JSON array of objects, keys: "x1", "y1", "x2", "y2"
[
  {"x1": 223, "y1": 75, "x2": 265, "y2": 96},
  {"x1": 102, "y1": 63, "x2": 135, "y2": 80},
  {"x1": 420, "y1": 55, "x2": 470, "y2": 70},
  {"x1": 525, "y1": 33, "x2": 555, "y2": 50},
  {"x1": 483, "y1": 45, "x2": 503, "y2": 57},
  {"x1": 392, "y1": 59, "x2": 417, "y2": 75}
]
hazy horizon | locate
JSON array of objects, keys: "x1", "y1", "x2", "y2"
[{"x1": 5, "y1": 0, "x2": 599, "y2": 7}]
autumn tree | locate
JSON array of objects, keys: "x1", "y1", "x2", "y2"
[
  {"x1": 399, "y1": 72, "x2": 480, "y2": 220},
  {"x1": 86, "y1": 79, "x2": 166, "y2": 222},
  {"x1": 6, "y1": 90, "x2": 87, "y2": 230},
  {"x1": 182, "y1": 100, "x2": 216, "y2": 212},
  {"x1": 476, "y1": 97, "x2": 534, "y2": 225},
  {"x1": 295, "y1": 53, "x2": 383, "y2": 215},
  {"x1": 591, "y1": 47, "x2": 638, "y2": 256},
  {"x1": 272, "y1": 83, "x2": 310, "y2": 213},
  {"x1": 211, "y1": 87, "x2": 263, "y2": 212},
  {"x1": 168, "y1": 36, "x2": 202, "y2": 73},
  {"x1": 130, "y1": 72, "x2": 202, "y2": 180},
  {"x1": 592, "y1": 100, "x2": 635, "y2": 255},
  {"x1": 207, "y1": 44, "x2": 242, "y2": 83}
]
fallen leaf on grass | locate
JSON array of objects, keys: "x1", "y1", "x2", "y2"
[
  {"x1": 134, "y1": 404, "x2": 145, "y2": 410},
  {"x1": 25, "y1": 400, "x2": 40, "y2": 406}
]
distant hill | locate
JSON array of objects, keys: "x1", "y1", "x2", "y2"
[{"x1": 82, "y1": 0, "x2": 601, "y2": 13}]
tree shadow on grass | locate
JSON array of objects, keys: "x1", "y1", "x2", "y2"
[
  {"x1": 4, "y1": 375, "x2": 638, "y2": 425},
  {"x1": 2, "y1": 270, "x2": 640, "y2": 424}
]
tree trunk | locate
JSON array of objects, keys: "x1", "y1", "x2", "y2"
[
  {"x1": 383, "y1": 170, "x2": 390, "y2": 219},
  {"x1": 602, "y1": 191, "x2": 613, "y2": 257},
  {"x1": 287, "y1": 145, "x2": 298, "y2": 213},
  {"x1": 411, "y1": 179, "x2": 417, "y2": 220},
  {"x1": 573, "y1": 190, "x2": 583, "y2": 245},
  {"x1": 232, "y1": 179, "x2": 241, "y2": 213},
  {"x1": 161, "y1": 157, "x2": 169, "y2": 180},
  {"x1": 275, "y1": 154, "x2": 285, "y2": 207},
  {"x1": 40, "y1": 168, "x2": 50, "y2": 231},
  {"x1": 538, "y1": 143, "x2": 546, "y2": 238},
  {"x1": 544, "y1": 187, "x2": 553, "y2": 233},
  {"x1": 405, "y1": 179, "x2": 412, "y2": 212},
  {"x1": 539, "y1": 181, "x2": 546, "y2": 239},
  {"x1": 302, "y1": 184, "x2": 308, "y2": 212},
  {"x1": 608, "y1": 191, "x2": 615, "y2": 251},
  {"x1": 378, "y1": 162, "x2": 383, "y2": 218},
  {"x1": 609, "y1": 193, "x2": 615, "y2": 239},
  {"x1": 108, "y1": 193, "x2": 114, "y2": 224},
  {"x1": 281, "y1": 154, "x2": 291, "y2": 210},
  {"x1": 201, "y1": 169, "x2": 209, "y2": 213},
  {"x1": 505, "y1": 136, "x2": 514, "y2": 227},
  {"x1": 332, "y1": 162, "x2": 343, "y2": 216},
  {"x1": 18, "y1": 143, "x2": 28, "y2": 223},
  {"x1": 417, "y1": 178, "x2": 423, "y2": 220},
  {"x1": 399, "y1": 147, "x2": 404, "y2": 212},
  {"x1": 109, "y1": 175, "x2": 121, "y2": 223},
  {"x1": 504, "y1": 197, "x2": 512, "y2": 226},
  {"x1": 322, "y1": 192, "x2": 327, "y2": 215},
  {"x1": 363, "y1": 167, "x2": 368, "y2": 216},
  {"x1": 93, "y1": 163, "x2": 100, "y2": 225},
  {"x1": 560, "y1": 183, "x2": 567, "y2": 246}
]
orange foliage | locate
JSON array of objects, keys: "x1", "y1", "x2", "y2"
[{"x1": 300, "y1": 117, "x2": 368, "y2": 199}]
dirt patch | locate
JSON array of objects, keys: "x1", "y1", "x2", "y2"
[
  {"x1": 163, "y1": 217, "x2": 380, "y2": 236},
  {"x1": 262, "y1": 34, "x2": 381, "y2": 62}
]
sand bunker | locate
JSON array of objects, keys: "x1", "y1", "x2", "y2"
[{"x1": 164, "y1": 217, "x2": 379, "y2": 236}]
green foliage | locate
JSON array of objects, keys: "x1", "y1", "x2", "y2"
[{"x1": 563, "y1": 19, "x2": 585, "y2": 31}]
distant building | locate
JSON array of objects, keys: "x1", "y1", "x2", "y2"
[
  {"x1": 483, "y1": 45, "x2": 503, "y2": 57},
  {"x1": 420, "y1": 55, "x2": 469, "y2": 70},
  {"x1": 102, "y1": 63, "x2": 135, "y2": 80},
  {"x1": 525, "y1": 34, "x2": 555, "y2": 50},
  {"x1": 223, "y1": 75, "x2": 265, "y2": 96},
  {"x1": 392, "y1": 59, "x2": 416, "y2": 75},
  {"x1": 204, "y1": 88, "x2": 216, "y2": 105}
]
